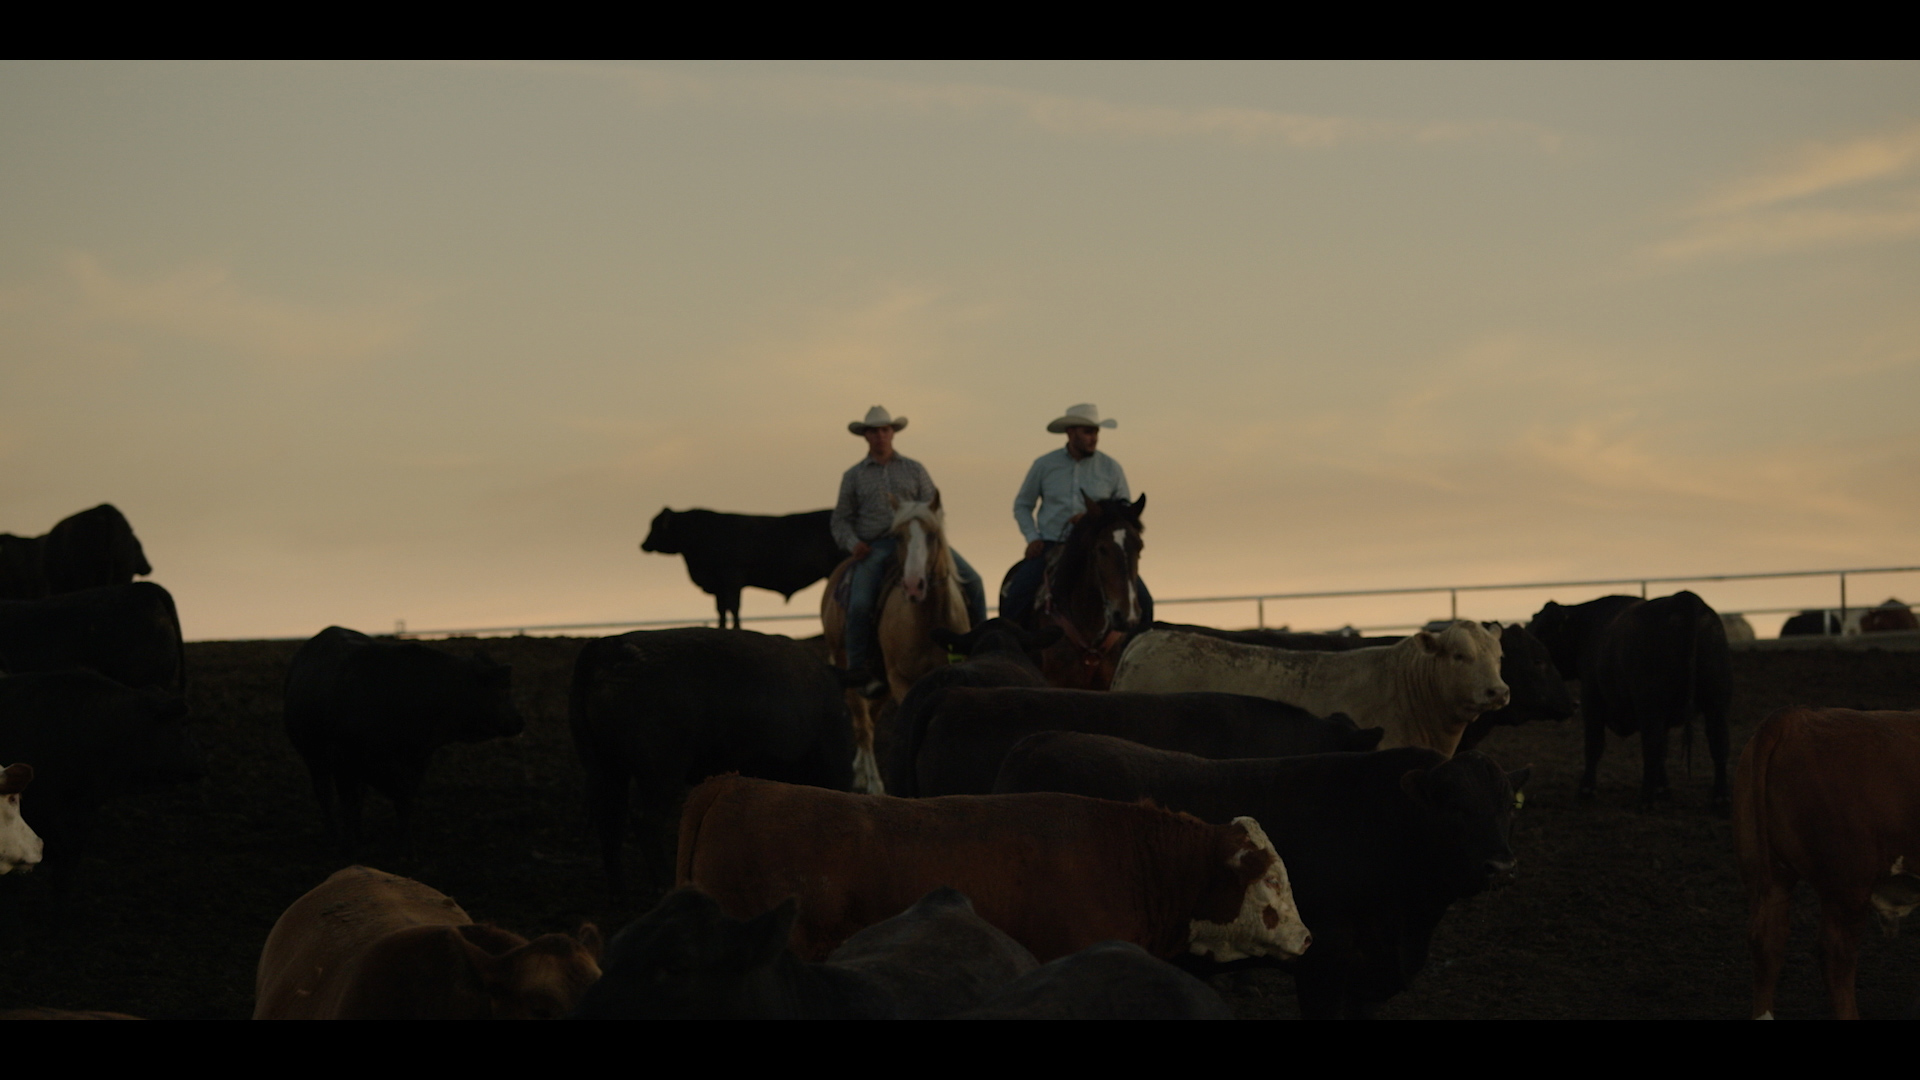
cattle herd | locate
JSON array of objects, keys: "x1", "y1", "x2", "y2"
[{"x1": 0, "y1": 502, "x2": 1917, "y2": 1018}]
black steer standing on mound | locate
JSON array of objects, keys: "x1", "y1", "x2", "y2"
[
  {"x1": 284, "y1": 626, "x2": 523, "y2": 854},
  {"x1": 640, "y1": 508, "x2": 843, "y2": 629}
]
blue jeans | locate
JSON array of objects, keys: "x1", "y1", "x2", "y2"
[
  {"x1": 845, "y1": 537, "x2": 988, "y2": 673},
  {"x1": 1002, "y1": 542, "x2": 1153, "y2": 627}
]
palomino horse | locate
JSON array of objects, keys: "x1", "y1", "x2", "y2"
[
  {"x1": 1007, "y1": 494, "x2": 1146, "y2": 690},
  {"x1": 822, "y1": 496, "x2": 970, "y2": 794}
]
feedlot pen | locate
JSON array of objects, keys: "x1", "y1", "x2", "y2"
[{"x1": 0, "y1": 637, "x2": 1913, "y2": 1019}]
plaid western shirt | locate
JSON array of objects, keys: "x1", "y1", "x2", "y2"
[{"x1": 831, "y1": 453, "x2": 937, "y2": 552}]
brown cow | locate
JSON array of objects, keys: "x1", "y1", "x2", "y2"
[
  {"x1": 254, "y1": 866, "x2": 602, "y2": 1019},
  {"x1": 676, "y1": 774, "x2": 1310, "y2": 964},
  {"x1": 1735, "y1": 707, "x2": 1920, "y2": 1019}
]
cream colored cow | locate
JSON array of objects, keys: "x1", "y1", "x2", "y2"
[{"x1": 1111, "y1": 621, "x2": 1509, "y2": 757}]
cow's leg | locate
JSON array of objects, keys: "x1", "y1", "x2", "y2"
[
  {"x1": 585, "y1": 765, "x2": 633, "y2": 900},
  {"x1": 391, "y1": 763, "x2": 427, "y2": 860},
  {"x1": 715, "y1": 588, "x2": 742, "y2": 630},
  {"x1": 1579, "y1": 685, "x2": 1607, "y2": 803},
  {"x1": 336, "y1": 773, "x2": 369, "y2": 856},
  {"x1": 1704, "y1": 707, "x2": 1732, "y2": 807},
  {"x1": 1816, "y1": 898, "x2": 1868, "y2": 1020},
  {"x1": 1638, "y1": 715, "x2": 1673, "y2": 805},
  {"x1": 305, "y1": 761, "x2": 339, "y2": 847},
  {"x1": 1747, "y1": 876, "x2": 1795, "y2": 1019}
]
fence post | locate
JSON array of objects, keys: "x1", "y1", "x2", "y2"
[
  {"x1": 1450, "y1": 589, "x2": 1458, "y2": 621},
  {"x1": 1640, "y1": 581, "x2": 1647, "y2": 599},
  {"x1": 1257, "y1": 598, "x2": 1265, "y2": 629},
  {"x1": 1840, "y1": 572, "x2": 1848, "y2": 633}
]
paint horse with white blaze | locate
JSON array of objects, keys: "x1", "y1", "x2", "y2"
[{"x1": 823, "y1": 496, "x2": 969, "y2": 793}]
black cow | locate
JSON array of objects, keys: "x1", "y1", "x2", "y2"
[
  {"x1": 572, "y1": 886, "x2": 1037, "y2": 1019},
  {"x1": 284, "y1": 626, "x2": 523, "y2": 854},
  {"x1": 569, "y1": 627, "x2": 853, "y2": 898},
  {"x1": 915, "y1": 685, "x2": 1381, "y2": 797},
  {"x1": 1529, "y1": 590, "x2": 1733, "y2": 805},
  {"x1": 42, "y1": 505, "x2": 150, "y2": 596},
  {"x1": 0, "y1": 535, "x2": 46, "y2": 601},
  {"x1": 1780, "y1": 609, "x2": 1844, "y2": 636},
  {"x1": 1151, "y1": 621, "x2": 1574, "y2": 753},
  {"x1": 0, "y1": 582, "x2": 185, "y2": 693},
  {"x1": 0, "y1": 670, "x2": 202, "y2": 876},
  {"x1": 884, "y1": 618, "x2": 1061, "y2": 796},
  {"x1": 641, "y1": 508, "x2": 843, "y2": 629},
  {"x1": 993, "y1": 734, "x2": 1528, "y2": 1019},
  {"x1": 951, "y1": 941, "x2": 1235, "y2": 1020}
]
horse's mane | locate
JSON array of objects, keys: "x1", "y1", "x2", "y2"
[{"x1": 1054, "y1": 499, "x2": 1143, "y2": 585}]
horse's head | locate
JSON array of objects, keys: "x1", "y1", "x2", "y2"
[
  {"x1": 1064, "y1": 494, "x2": 1146, "y2": 627},
  {"x1": 888, "y1": 493, "x2": 951, "y2": 604}
]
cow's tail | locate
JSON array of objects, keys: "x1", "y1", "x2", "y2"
[
  {"x1": 674, "y1": 774, "x2": 734, "y2": 887},
  {"x1": 1679, "y1": 592, "x2": 1713, "y2": 780},
  {"x1": 1734, "y1": 709, "x2": 1792, "y2": 889},
  {"x1": 159, "y1": 584, "x2": 187, "y2": 700}
]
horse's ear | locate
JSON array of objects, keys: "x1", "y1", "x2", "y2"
[
  {"x1": 1132, "y1": 493, "x2": 1146, "y2": 516},
  {"x1": 1082, "y1": 493, "x2": 1101, "y2": 517},
  {"x1": 930, "y1": 489, "x2": 942, "y2": 512},
  {"x1": 888, "y1": 492, "x2": 900, "y2": 511}
]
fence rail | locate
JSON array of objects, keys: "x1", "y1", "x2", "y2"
[{"x1": 390, "y1": 563, "x2": 1920, "y2": 640}]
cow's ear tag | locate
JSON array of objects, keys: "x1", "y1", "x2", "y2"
[
  {"x1": 1513, "y1": 790, "x2": 1526, "y2": 811},
  {"x1": 946, "y1": 648, "x2": 965, "y2": 663}
]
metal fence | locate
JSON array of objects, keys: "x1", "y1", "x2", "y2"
[{"x1": 393, "y1": 563, "x2": 1920, "y2": 639}]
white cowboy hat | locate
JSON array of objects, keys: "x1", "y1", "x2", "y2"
[
  {"x1": 1047, "y1": 403, "x2": 1118, "y2": 434},
  {"x1": 849, "y1": 405, "x2": 908, "y2": 435}
]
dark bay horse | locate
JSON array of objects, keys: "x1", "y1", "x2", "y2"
[{"x1": 1007, "y1": 494, "x2": 1146, "y2": 690}]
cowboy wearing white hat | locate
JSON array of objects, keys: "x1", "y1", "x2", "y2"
[
  {"x1": 832, "y1": 406, "x2": 987, "y2": 696},
  {"x1": 1004, "y1": 403, "x2": 1152, "y2": 624}
]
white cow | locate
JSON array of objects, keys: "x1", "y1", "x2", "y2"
[
  {"x1": 0, "y1": 764, "x2": 42, "y2": 874},
  {"x1": 1111, "y1": 622, "x2": 1509, "y2": 757}
]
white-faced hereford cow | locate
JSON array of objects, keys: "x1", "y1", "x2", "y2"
[
  {"x1": 0, "y1": 764, "x2": 42, "y2": 874},
  {"x1": 1111, "y1": 621, "x2": 1509, "y2": 757},
  {"x1": 676, "y1": 775, "x2": 1310, "y2": 965}
]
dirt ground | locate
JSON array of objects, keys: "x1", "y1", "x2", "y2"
[{"x1": 0, "y1": 635, "x2": 1913, "y2": 1019}]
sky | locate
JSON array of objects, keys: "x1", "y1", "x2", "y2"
[{"x1": 3, "y1": 61, "x2": 1918, "y2": 640}]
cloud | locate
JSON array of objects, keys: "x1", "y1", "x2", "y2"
[
  {"x1": 1649, "y1": 123, "x2": 1920, "y2": 263},
  {"x1": 1698, "y1": 126, "x2": 1920, "y2": 215},
  {"x1": 479, "y1": 62, "x2": 1564, "y2": 153},
  {"x1": 19, "y1": 252, "x2": 423, "y2": 369}
]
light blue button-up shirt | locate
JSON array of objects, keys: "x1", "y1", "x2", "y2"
[{"x1": 1013, "y1": 448, "x2": 1132, "y2": 543}]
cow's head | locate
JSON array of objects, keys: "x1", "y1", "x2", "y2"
[
  {"x1": 0, "y1": 764, "x2": 42, "y2": 875},
  {"x1": 462, "y1": 923, "x2": 603, "y2": 1020},
  {"x1": 1188, "y1": 817, "x2": 1311, "y2": 962},
  {"x1": 1525, "y1": 602, "x2": 1585, "y2": 677},
  {"x1": 1400, "y1": 750, "x2": 1530, "y2": 898},
  {"x1": 640, "y1": 508, "x2": 679, "y2": 554},
  {"x1": 1413, "y1": 620, "x2": 1509, "y2": 720},
  {"x1": 570, "y1": 889, "x2": 793, "y2": 1018},
  {"x1": 1489, "y1": 623, "x2": 1575, "y2": 725},
  {"x1": 457, "y1": 652, "x2": 525, "y2": 741},
  {"x1": 1872, "y1": 856, "x2": 1920, "y2": 938}
]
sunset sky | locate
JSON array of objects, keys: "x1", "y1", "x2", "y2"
[{"x1": 4, "y1": 61, "x2": 1918, "y2": 640}]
